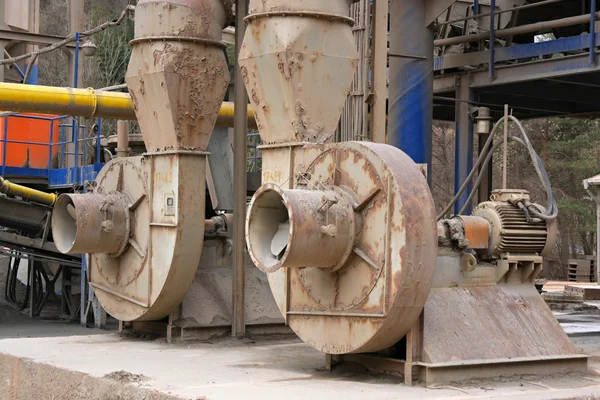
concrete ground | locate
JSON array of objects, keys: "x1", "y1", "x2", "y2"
[
  {"x1": 1, "y1": 265, "x2": 600, "y2": 400},
  {"x1": 1, "y1": 305, "x2": 600, "y2": 400}
]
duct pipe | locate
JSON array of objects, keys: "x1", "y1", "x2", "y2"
[
  {"x1": 0, "y1": 176, "x2": 56, "y2": 206},
  {"x1": 476, "y1": 107, "x2": 493, "y2": 204},
  {"x1": 0, "y1": 82, "x2": 258, "y2": 129},
  {"x1": 116, "y1": 120, "x2": 129, "y2": 158},
  {"x1": 388, "y1": 0, "x2": 434, "y2": 176},
  {"x1": 435, "y1": 12, "x2": 600, "y2": 47},
  {"x1": 53, "y1": 193, "x2": 130, "y2": 255},
  {"x1": 246, "y1": 185, "x2": 355, "y2": 273}
]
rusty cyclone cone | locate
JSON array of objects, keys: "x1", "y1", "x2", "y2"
[
  {"x1": 246, "y1": 141, "x2": 438, "y2": 354},
  {"x1": 52, "y1": 0, "x2": 232, "y2": 321}
]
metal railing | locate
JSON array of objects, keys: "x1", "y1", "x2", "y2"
[
  {"x1": 0, "y1": 113, "x2": 102, "y2": 185},
  {"x1": 435, "y1": 0, "x2": 599, "y2": 79}
]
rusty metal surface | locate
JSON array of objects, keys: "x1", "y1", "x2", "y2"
[
  {"x1": 246, "y1": 185, "x2": 355, "y2": 273},
  {"x1": 51, "y1": 0, "x2": 229, "y2": 322},
  {"x1": 63, "y1": 154, "x2": 208, "y2": 321},
  {"x1": 96, "y1": 0, "x2": 228, "y2": 321},
  {"x1": 239, "y1": 0, "x2": 358, "y2": 145},
  {"x1": 116, "y1": 120, "x2": 130, "y2": 158},
  {"x1": 456, "y1": 215, "x2": 490, "y2": 250},
  {"x1": 240, "y1": 0, "x2": 438, "y2": 355},
  {"x1": 423, "y1": 285, "x2": 580, "y2": 365},
  {"x1": 255, "y1": 141, "x2": 437, "y2": 355},
  {"x1": 52, "y1": 192, "x2": 130, "y2": 255},
  {"x1": 126, "y1": 0, "x2": 230, "y2": 153}
]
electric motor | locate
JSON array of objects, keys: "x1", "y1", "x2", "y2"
[{"x1": 472, "y1": 189, "x2": 558, "y2": 258}]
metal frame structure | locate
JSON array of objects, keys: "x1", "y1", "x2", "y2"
[
  {"x1": 0, "y1": 113, "x2": 103, "y2": 188},
  {"x1": 0, "y1": 0, "x2": 103, "y2": 324},
  {"x1": 433, "y1": 0, "x2": 600, "y2": 212}
]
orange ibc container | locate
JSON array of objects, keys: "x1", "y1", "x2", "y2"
[{"x1": 0, "y1": 113, "x2": 60, "y2": 169}]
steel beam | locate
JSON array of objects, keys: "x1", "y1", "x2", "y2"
[
  {"x1": 592, "y1": 0, "x2": 597, "y2": 66},
  {"x1": 68, "y1": 0, "x2": 84, "y2": 88},
  {"x1": 370, "y1": 0, "x2": 388, "y2": 143},
  {"x1": 426, "y1": 0, "x2": 457, "y2": 26},
  {"x1": 454, "y1": 75, "x2": 474, "y2": 215},
  {"x1": 475, "y1": 91, "x2": 577, "y2": 115},
  {"x1": 435, "y1": 33, "x2": 600, "y2": 71},
  {"x1": 434, "y1": 52, "x2": 600, "y2": 93},
  {"x1": 489, "y1": 0, "x2": 496, "y2": 80},
  {"x1": 232, "y1": 0, "x2": 248, "y2": 339},
  {"x1": 0, "y1": 29, "x2": 72, "y2": 47}
]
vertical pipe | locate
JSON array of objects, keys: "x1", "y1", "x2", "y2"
[
  {"x1": 591, "y1": 0, "x2": 597, "y2": 65},
  {"x1": 232, "y1": 0, "x2": 248, "y2": 339},
  {"x1": 2, "y1": 117, "x2": 7, "y2": 177},
  {"x1": 454, "y1": 75, "x2": 474, "y2": 214},
  {"x1": 73, "y1": 32, "x2": 80, "y2": 184},
  {"x1": 116, "y1": 120, "x2": 129, "y2": 158},
  {"x1": 474, "y1": 0, "x2": 480, "y2": 14},
  {"x1": 388, "y1": 0, "x2": 434, "y2": 176},
  {"x1": 489, "y1": 0, "x2": 496, "y2": 80},
  {"x1": 96, "y1": 118, "x2": 101, "y2": 163},
  {"x1": 476, "y1": 108, "x2": 493, "y2": 204},
  {"x1": 502, "y1": 104, "x2": 509, "y2": 189},
  {"x1": 371, "y1": 0, "x2": 389, "y2": 143}
]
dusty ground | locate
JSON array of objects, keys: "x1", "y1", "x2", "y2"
[
  {"x1": 1, "y1": 277, "x2": 600, "y2": 399},
  {"x1": 0, "y1": 319, "x2": 599, "y2": 400}
]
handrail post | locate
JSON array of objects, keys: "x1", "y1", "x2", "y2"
[
  {"x1": 48, "y1": 119, "x2": 54, "y2": 178},
  {"x1": 2, "y1": 117, "x2": 8, "y2": 178},
  {"x1": 96, "y1": 118, "x2": 101, "y2": 164}
]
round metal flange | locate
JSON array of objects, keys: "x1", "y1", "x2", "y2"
[
  {"x1": 86, "y1": 158, "x2": 154, "y2": 320},
  {"x1": 265, "y1": 141, "x2": 438, "y2": 354},
  {"x1": 298, "y1": 147, "x2": 386, "y2": 311},
  {"x1": 93, "y1": 159, "x2": 149, "y2": 288}
]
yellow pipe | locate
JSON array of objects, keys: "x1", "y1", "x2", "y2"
[
  {"x1": 0, "y1": 176, "x2": 56, "y2": 206},
  {"x1": 0, "y1": 82, "x2": 257, "y2": 129}
]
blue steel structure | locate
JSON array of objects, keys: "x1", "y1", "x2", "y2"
[
  {"x1": 0, "y1": 34, "x2": 104, "y2": 324},
  {"x1": 0, "y1": 33, "x2": 103, "y2": 189},
  {"x1": 0, "y1": 113, "x2": 103, "y2": 188},
  {"x1": 388, "y1": 0, "x2": 434, "y2": 180},
  {"x1": 432, "y1": 0, "x2": 600, "y2": 214}
]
